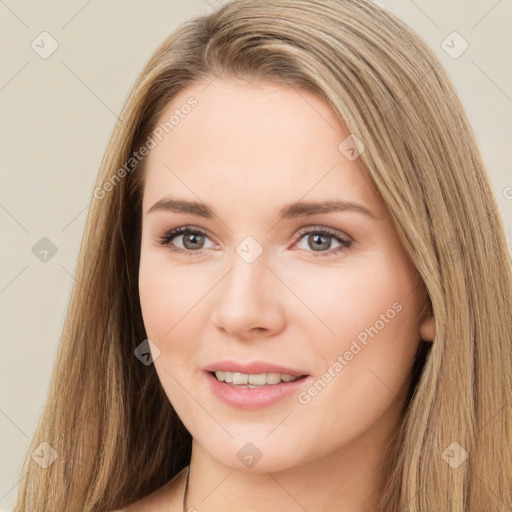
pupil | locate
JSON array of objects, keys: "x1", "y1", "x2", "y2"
[
  {"x1": 310, "y1": 234, "x2": 330, "y2": 251},
  {"x1": 184, "y1": 233, "x2": 203, "y2": 249}
]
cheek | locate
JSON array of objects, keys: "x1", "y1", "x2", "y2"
[
  {"x1": 138, "y1": 257, "x2": 170, "y2": 339},
  {"x1": 280, "y1": 252, "x2": 420, "y2": 346},
  {"x1": 138, "y1": 254, "x2": 209, "y2": 365},
  {"x1": 139, "y1": 249, "x2": 191, "y2": 330},
  {"x1": 288, "y1": 256, "x2": 422, "y2": 397},
  {"x1": 291, "y1": 280, "x2": 421, "y2": 451},
  {"x1": 138, "y1": 258, "x2": 203, "y2": 410}
]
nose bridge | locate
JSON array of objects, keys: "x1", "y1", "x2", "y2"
[
  {"x1": 224, "y1": 235, "x2": 270, "y2": 303},
  {"x1": 212, "y1": 235, "x2": 284, "y2": 335}
]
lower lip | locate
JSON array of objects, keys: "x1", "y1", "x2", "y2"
[{"x1": 205, "y1": 371, "x2": 311, "y2": 410}]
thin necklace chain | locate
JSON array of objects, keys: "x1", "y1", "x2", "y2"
[{"x1": 182, "y1": 464, "x2": 190, "y2": 512}]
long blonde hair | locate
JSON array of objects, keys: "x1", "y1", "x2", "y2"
[{"x1": 14, "y1": 1, "x2": 512, "y2": 510}]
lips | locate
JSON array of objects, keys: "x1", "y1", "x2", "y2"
[
  {"x1": 204, "y1": 369, "x2": 312, "y2": 409},
  {"x1": 202, "y1": 359, "x2": 311, "y2": 409},
  {"x1": 203, "y1": 360, "x2": 309, "y2": 377}
]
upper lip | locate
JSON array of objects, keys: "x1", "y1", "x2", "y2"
[{"x1": 203, "y1": 360, "x2": 309, "y2": 377}]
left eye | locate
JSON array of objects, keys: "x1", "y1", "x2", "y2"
[
  {"x1": 157, "y1": 226, "x2": 352, "y2": 257},
  {"x1": 293, "y1": 229, "x2": 352, "y2": 256}
]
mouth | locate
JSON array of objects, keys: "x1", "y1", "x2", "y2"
[
  {"x1": 209, "y1": 370, "x2": 308, "y2": 388},
  {"x1": 204, "y1": 368, "x2": 312, "y2": 409}
]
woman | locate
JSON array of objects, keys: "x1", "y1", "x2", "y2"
[{"x1": 13, "y1": 0, "x2": 512, "y2": 511}]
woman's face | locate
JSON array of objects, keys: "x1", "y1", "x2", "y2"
[{"x1": 138, "y1": 77, "x2": 435, "y2": 473}]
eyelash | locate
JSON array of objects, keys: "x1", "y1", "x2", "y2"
[{"x1": 157, "y1": 225, "x2": 353, "y2": 258}]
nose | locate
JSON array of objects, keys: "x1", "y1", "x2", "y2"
[{"x1": 211, "y1": 247, "x2": 286, "y2": 340}]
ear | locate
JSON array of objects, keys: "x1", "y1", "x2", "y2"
[{"x1": 419, "y1": 311, "x2": 435, "y2": 342}]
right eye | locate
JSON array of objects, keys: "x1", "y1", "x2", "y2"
[{"x1": 158, "y1": 226, "x2": 216, "y2": 255}]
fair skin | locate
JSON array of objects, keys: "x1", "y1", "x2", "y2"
[{"x1": 125, "y1": 77, "x2": 435, "y2": 511}]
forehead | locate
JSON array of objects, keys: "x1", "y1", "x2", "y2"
[{"x1": 142, "y1": 78, "x2": 384, "y2": 216}]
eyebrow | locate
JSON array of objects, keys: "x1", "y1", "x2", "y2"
[{"x1": 147, "y1": 196, "x2": 380, "y2": 221}]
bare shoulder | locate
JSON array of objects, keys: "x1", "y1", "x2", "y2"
[{"x1": 113, "y1": 467, "x2": 188, "y2": 512}]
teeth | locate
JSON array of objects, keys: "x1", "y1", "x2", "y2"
[
  {"x1": 263, "y1": 373, "x2": 281, "y2": 385},
  {"x1": 233, "y1": 372, "x2": 248, "y2": 385},
  {"x1": 249, "y1": 373, "x2": 267, "y2": 385},
  {"x1": 213, "y1": 371, "x2": 300, "y2": 386}
]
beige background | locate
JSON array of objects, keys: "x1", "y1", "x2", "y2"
[{"x1": 0, "y1": 0, "x2": 511, "y2": 508}]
